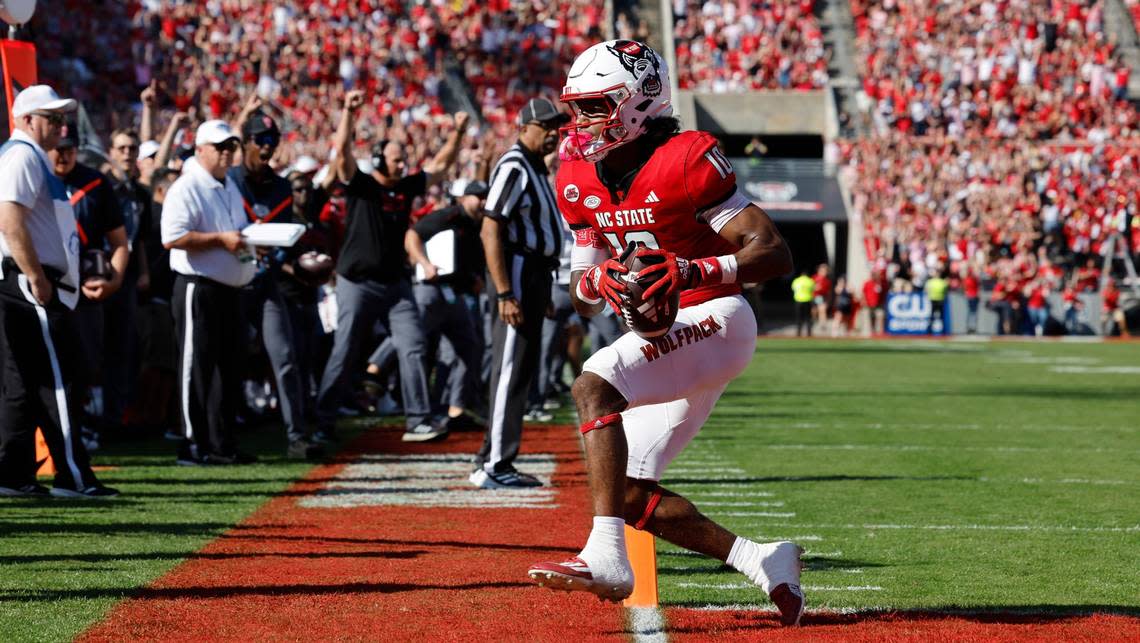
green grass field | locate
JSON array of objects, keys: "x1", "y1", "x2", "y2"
[
  {"x1": 1, "y1": 339, "x2": 1138, "y2": 640},
  {"x1": 661, "y1": 339, "x2": 1140, "y2": 613}
]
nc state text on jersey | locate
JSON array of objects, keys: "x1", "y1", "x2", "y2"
[{"x1": 594, "y1": 208, "x2": 656, "y2": 228}]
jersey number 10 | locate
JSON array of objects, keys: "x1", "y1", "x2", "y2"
[{"x1": 602, "y1": 230, "x2": 660, "y2": 254}]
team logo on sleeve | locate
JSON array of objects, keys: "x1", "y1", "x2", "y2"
[
  {"x1": 583, "y1": 195, "x2": 602, "y2": 209},
  {"x1": 563, "y1": 184, "x2": 580, "y2": 203}
]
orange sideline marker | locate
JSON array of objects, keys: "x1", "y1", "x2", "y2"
[
  {"x1": 622, "y1": 525, "x2": 658, "y2": 607},
  {"x1": 35, "y1": 427, "x2": 55, "y2": 476}
]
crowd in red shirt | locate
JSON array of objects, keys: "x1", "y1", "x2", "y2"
[
  {"x1": 842, "y1": 0, "x2": 1139, "y2": 324},
  {"x1": 673, "y1": 0, "x2": 829, "y2": 92},
  {"x1": 27, "y1": 0, "x2": 602, "y2": 197}
]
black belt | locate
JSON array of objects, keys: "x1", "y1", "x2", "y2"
[{"x1": 1, "y1": 258, "x2": 76, "y2": 293}]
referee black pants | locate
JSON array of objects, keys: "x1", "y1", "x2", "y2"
[
  {"x1": 476, "y1": 255, "x2": 553, "y2": 474},
  {"x1": 173, "y1": 274, "x2": 244, "y2": 457},
  {"x1": 0, "y1": 273, "x2": 98, "y2": 491}
]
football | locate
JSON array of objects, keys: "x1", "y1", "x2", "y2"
[
  {"x1": 610, "y1": 244, "x2": 680, "y2": 339},
  {"x1": 294, "y1": 251, "x2": 334, "y2": 284}
]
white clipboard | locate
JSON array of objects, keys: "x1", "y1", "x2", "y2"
[
  {"x1": 241, "y1": 222, "x2": 306, "y2": 247},
  {"x1": 415, "y1": 229, "x2": 456, "y2": 281}
]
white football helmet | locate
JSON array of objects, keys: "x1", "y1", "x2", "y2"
[{"x1": 560, "y1": 40, "x2": 673, "y2": 162}]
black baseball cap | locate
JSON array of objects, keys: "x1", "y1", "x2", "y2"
[
  {"x1": 462, "y1": 180, "x2": 489, "y2": 198},
  {"x1": 517, "y1": 97, "x2": 570, "y2": 127},
  {"x1": 242, "y1": 110, "x2": 280, "y2": 140},
  {"x1": 57, "y1": 120, "x2": 79, "y2": 149}
]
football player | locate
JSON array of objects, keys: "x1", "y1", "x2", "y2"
[{"x1": 526, "y1": 40, "x2": 805, "y2": 625}]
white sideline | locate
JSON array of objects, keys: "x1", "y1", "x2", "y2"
[{"x1": 741, "y1": 522, "x2": 1140, "y2": 533}]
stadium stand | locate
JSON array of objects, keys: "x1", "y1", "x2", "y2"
[
  {"x1": 843, "y1": 0, "x2": 1140, "y2": 299},
  {"x1": 672, "y1": 0, "x2": 829, "y2": 91}
]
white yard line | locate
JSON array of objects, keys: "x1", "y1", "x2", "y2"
[
  {"x1": 627, "y1": 606, "x2": 667, "y2": 643},
  {"x1": 677, "y1": 582, "x2": 882, "y2": 591},
  {"x1": 697, "y1": 501, "x2": 786, "y2": 507},
  {"x1": 737, "y1": 522, "x2": 1140, "y2": 534},
  {"x1": 680, "y1": 490, "x2": 777, "y2": 497},
  {"x1": 708, "y1": 511, "x2": 797, "y2": 518},
  {"x1": 760, "y1": 444, "x2": 1138, "y2": 454}
]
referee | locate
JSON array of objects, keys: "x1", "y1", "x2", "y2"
[
  {"x1": 162, "y1": 120, "x2": 257, "y2": 465},
  {"x1": 0, "y1": 85, "x2": 117, "y2": 498},
  {"x1": 470, "y1": 97, "x2": 567, "y2": 489}
]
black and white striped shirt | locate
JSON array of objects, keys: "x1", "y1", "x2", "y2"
[{"x1": 484, "y1": 143, "x2": 562, "y2": 258}]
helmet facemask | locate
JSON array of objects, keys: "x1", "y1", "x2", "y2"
[
  {"x1": 559, "y1": 40, "x2": 673, "y2": 163},
  {"x1": 559, "y1": 88, "x2": 630, "y2": 162}
]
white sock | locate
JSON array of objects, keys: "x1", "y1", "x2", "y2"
[
  {"x1": 727, "y1": 537, "x2": 801, "y2": 593},
  {"x1": 578, "y1": 516, "x2": 633, "y2": 584}
]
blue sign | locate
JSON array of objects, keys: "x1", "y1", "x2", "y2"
[{"x1": 886, "y1": 292, "x2": 949, "y2": 335}]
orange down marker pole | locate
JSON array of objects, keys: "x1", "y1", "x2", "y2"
[
  {"x1": 622, "y1": 525, "x2": 658, "y2": 607},
  {"x1": 35, "y1": 428, "x2": 55, "y2": 476}
]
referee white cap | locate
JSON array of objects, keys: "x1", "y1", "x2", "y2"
[
  {"x1": 12, "y1": 85, "x2": 77, "y2": 118},
  {"x1": 195, "y1": 120, "x2": 240, "y2": 147}
]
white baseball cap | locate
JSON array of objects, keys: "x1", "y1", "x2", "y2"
[
  {"x1": 139, "y1": 140, "x2": 160, "y2": 160},
  {"x1": 293, "y1": 155, "x2": 319, "y2": 175},
  {"x1": 12, "y1": 85, "x2": 77, "y2": 118},
  {"x1": 194, "y1": 120, "x2": 239, "y2": 147}
]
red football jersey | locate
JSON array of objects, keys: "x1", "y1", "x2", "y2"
[{"x1": 557, "y1": 131, "x2": 742, "y2": 308}]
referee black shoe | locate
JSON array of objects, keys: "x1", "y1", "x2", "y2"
[
  {"x1": 50, "y1": 485, "x2": 120, "y2": 499},
  {"x1": 0, "y1": 483, "x2": 51, "y2": 498},
  {"x1": 287, "y1": 439, "x2": 325, "y2": 461},
  {"x1": 203, "y1": 452, "x2": 258, "y2": 465}
]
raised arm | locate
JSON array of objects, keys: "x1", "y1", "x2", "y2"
[
  {"x1": 140, "y1": 80, "x2": 158, "y2": 143},
  {"x1": 333, "y1": 90, "x2": 366, "y2": 184},
  {"x1": 422, "y1": 112, "x2": 469, "y2": 187}
]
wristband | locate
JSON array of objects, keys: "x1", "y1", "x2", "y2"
[
  {"x1": 716, "y1": 254, "x2": 739, "y2": 284},
  {"x1": 576, "y1": 271, "x2": 603, "y2": 305},
  {"x1": 496, "y1": 291, "x2": 515, "y2": 301}
]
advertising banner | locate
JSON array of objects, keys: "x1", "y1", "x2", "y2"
[{"x1": 886, "y1": 292, "x2": 950, "y2": 335}]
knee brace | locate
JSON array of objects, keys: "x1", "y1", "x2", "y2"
[
  {"x1": 579, "y1": 412, "x2": 622, "y2": 435},
  {"x1": 632, "y1": 487, "x2": 663, "y2": 530}
]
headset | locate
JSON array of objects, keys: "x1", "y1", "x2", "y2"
[{"x1": 371, "y1": 139, "x2": 391, "y2": 177}]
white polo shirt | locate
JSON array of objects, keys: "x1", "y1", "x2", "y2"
[
  {"x1": 161, "y1": 157, "x2": 255, "y2": 288},
  {"x1": 0, "y1": 130, "x2": 70, "y2": 273}
]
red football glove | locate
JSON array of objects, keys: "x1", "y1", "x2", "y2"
[
  {"x1": 639, "y1": 249, "x2": 723, "y2": 301},
  {"x1": 579, "y1": 258, "x2": 628, "y2": 312}
]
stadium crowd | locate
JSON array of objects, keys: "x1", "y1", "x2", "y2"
[
  {"x1": 840, "y1": 0, "x2": 1139, "y2": 336},
  {"x1": 672, "y1": 0, "x2": 829, "y2": 92}
]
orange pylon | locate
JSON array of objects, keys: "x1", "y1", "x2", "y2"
[
  {"x1": 622, "y1": 525, "x2": 658, "y2": 607},
  {"x1": 35, "y1": 427, "x2": 55, "y2": 476}
]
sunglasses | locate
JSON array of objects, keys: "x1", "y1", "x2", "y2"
[
  {"x1": 252, "y1": 132, "x2": 280, "y2": 148},
  {"x1": 34, "y1": 112, "x2": 66, "y2": 126},
  {"x1": 212, "y1": 140, "x2": 239, "y2": 153},
  {"x1": 291, "y1": 184, "x2": 311, "y2": 193}
]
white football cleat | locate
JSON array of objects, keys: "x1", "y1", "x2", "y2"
[
  {"x1": 761, "y1": 542, "x2": 806, "y2": 626},
  {"x1": 527, "y1": 556, "x2": 634, "y2": 602}
]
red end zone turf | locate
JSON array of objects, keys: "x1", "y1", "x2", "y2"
[
  {"x1": 663, "y1": 607, "x2": 1140, "y2": 642},
  {"x1": 79, "y1": 425, "x2": 626, "y2": 642},
  {"x1": 78, "y1": 423, "x2": 1140, "y2": 641}
]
